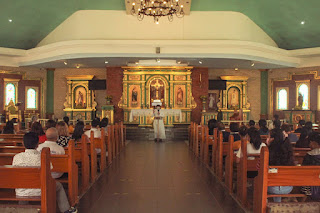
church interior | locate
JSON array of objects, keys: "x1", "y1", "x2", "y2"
[{"x1": 1, "y1": 1, "x2": 320, "y2": 212}]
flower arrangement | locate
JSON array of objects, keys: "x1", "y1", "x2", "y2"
[{"x1": 105, "y1": 95, "x2": 113, "y2": 104}]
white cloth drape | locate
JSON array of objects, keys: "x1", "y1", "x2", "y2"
[{"x1": 129, "y1": 109, "x2": 182, "y2": 122}]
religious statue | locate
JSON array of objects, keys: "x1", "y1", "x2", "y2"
[
  {"x1": 76, "y1": 91, "x2": 85, "y2": 108},
  {"x1": 228, "y1": 88, "x2": 239, "y2": 109},
  {"x1": 208, "y1": 93, "x2": 214, "y2": 109},
  {"x1": 132, "y1": 87, "x2": 138, "y2": 102},
  {"x1": 298, "y1": 92, "x2": 303, "y2": 108},
  {"x1": 177, "y1": 87, "x2": 183, "y2": 105}
]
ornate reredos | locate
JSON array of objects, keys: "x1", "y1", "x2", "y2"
[{"x1": 63, "y1": 75, "x2": 97, "y2": 110}]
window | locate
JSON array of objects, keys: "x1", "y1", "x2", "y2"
[
  {"x1": 298, "y1": 83, "x2": 309, "y2": 110},
  {"x1": 277, "y1": 88, "x2": 288, "y2": 110},
  {"x1": 5, "y1": 83, "x2": 16, "y2": 105},
  {"x1": 27, "y1": 88, "x2": 37, "y2": 109}
]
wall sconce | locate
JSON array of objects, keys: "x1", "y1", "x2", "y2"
[{"x1": 199, "y1": 73, "x2": 202, "y2": 88}]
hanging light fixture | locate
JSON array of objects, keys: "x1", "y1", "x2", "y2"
[{"x1": 131, "y1": 0, "x2": 184, "y2": 23}]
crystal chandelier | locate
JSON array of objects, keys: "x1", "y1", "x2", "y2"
[{"x1": 131, "y1": 0, "x2": 184, "y2": 24}]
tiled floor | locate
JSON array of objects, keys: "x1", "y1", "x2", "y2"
[{"x1": 78, "y1": 141, "x2": 245, "y2": 213}]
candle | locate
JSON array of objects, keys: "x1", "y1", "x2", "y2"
[{"x1": 200, "y1": 74, "x2": 202, "y2": 82}]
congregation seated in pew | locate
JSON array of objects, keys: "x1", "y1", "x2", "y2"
[
  {"x1": 2, "y1": 120, "x2": 15, "y2": 134},
  {"x1": 208, "y1": 119, "x2": 218, "y2": 135},
  {"x1": 31, "y1": 121, "x2": 47, "y2": 143},
  {"x1": 12, "y1": 132, "x2": 77, "y2": 213},
  {"x1": 37, "y1": 128, "x2": 65, "y2": 179},
  {"x1": 267, "y1": 128, "x2": 295, "y2": 202},
  {"x1": 85, "y1": 119, "x2": 101, "y2": 139},
  {"x1": 63, "y1": 116, "x2": 74, "y2": 134},
  {"x1": 301, "y1": 133, "x2": 320, "y2": 199},
  {"x1": 296, "y1": 125, "x2": 313, "y2": 148},
  {"x1": 258, "y1": 119, "x2": 269, "y2": 136},
  {"x1": 222, "y1": 122, "x2": 240, "y2": 142},
  {"x1": 56, "y1": 121, "x2": 72, "y2": 147},
  {"x1": 72, "y1": 121, "x2": 86, "y2": 143},
  {"x1": 294, "y1": 119, "x2": 306, "y2": 133},
  {"x1": 236, "y1": 129, "x2": 266, "y2": 162},
  {"x1": 281, "y1": 123, "x2": 299, "y2": 143},
  {"x1": 46, "y1": 119, "x2": 57, "y2": 130}
]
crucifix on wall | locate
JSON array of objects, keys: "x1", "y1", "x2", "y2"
[{"x1": 150, "y1": 79, "x2": 165, "y2": 105}]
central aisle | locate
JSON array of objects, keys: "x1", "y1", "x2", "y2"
[{"x1": 78, "y1": 141, "x2": 244, "y2": 213}]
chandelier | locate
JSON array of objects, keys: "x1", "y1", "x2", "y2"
[{"x1": 130, "y1": 0, "x2": 184, "y2": 24}]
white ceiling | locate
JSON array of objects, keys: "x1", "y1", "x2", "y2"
[{"x1": 25, "y1": 57, "x2": 290, "y2": 70}]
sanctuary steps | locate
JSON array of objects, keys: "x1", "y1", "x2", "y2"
[{"x1": 126, "y1": 125, "x2": 189, "y2": 141}]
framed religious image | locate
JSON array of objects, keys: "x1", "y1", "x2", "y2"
[
  {"x1": 227, "y1": 87, "x2": 240, "y2": 110},
  {"x1": 129, "y1": 85, "x2": 140, "y2": 108},
  {"x1": 150, "y1": 79, "x2": 165, "y2": 106},
  {"x1": 207, "y1": 92, "x2": 218, "y2": 111},
  {"x1": 174, "y1": 85, "x2": 186, "y2": 108},
  {"x1": 74, "y1": 86, "x2": 87, "y2": 109}
]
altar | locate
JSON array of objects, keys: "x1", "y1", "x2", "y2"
[{"x1": 118, "y1": 67, "x2": 197, "y2": 127}]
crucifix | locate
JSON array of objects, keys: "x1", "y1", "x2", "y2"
[{"x1": 151, "y1": 79, "x2": 163, "y2": 99}]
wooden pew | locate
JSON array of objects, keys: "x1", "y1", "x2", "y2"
[
  {"x1": 210, "y1": 128, "x2": 218, "y2": 170},
  {"x1": 236, "y1": 138, "x2": 260, "y2": 207},
  {"x1": 0, "y1": 134, "x2": 24, "y2": 142},
  {"x1": 293, "y1": 147, "x2": 311, "y2": 164},
  {"x1": 216, "y1": 131, "x2": 224, "y2": 180},
  {"x1": 0, "y1": 146, "x2": 25, "y2": 153},
  {"x1": 66, "y1": 135, "x2": 90, "y2": 195},
  {"x1": 224, "y1": 134, "x2": 234, "y2": 194},
  {"x1": 253, "y1": 147, "x2": 320, "y2": 213},
  {"x1": 51, "y1": 140, "x2": 79, "y2": 206},
  {"x1": 0, "y1": 148, "x2": 56, "y2": 213},
  {"x1": 107, "y1": 126, "x2": 113, "y2": 165},
  {"x1": 0, "y1": 142, "x2": 79, "y2": 207},
  {"x1": 189, "y1": 122, "x2": 194, "y2": 150},
  {"x1": 0, "y1": 140, "x2": 23, "y2": 146}
]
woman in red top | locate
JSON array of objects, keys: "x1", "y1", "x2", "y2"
[{"x1": 30, "y1": 122, "x2": 47, "y2": 143}]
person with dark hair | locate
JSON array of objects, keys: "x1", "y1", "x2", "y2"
[
  {"x1": 295, "y1": 120, "x2": 306, "y2": 133},
  {"x1": 267, "y1": 128, "x2": 295, "y2": 202},
  {"x1": 268, "y1": 114, "x2": 280, "y2": 130},
  {"x1": 236, "y1": 129, "x2": 266, "y2": 162},
  {"x1": 305, "y1": 121, "x2": 313, "y2": 131},
  {"x1": 239, "y1": 125, "x2": 248, "y2": 137},
  {"x1": 12, "y1": 132, "x2": 77, "y2": 213},
  {"x1": 100, "y1": 118, "x2": 109, "y2": 135},
  {"x1": 208, "y1": 119, "x2": 218, "y2": 135},
  {"x1": 31, "y1": 122, "x2": 47, "y2": 143},
  {"x1": 63, "y1": 116, "x2": 74, "y2": 134},
  {"x1": 248, "y1": 120, "x2": 255, "y2": 128},
  {"x1": 84, "y1": 119, "x2": 101, "y2": 138},
  {"x1": 247, "y1": 120, "x2": 256, "y2": 136},
  {"x1": 295, "y1": 127, "x2": 313, "y2": 148},
  {"x1": 2, "y1": 121, "x2": 15, "y2": 134},
  {"x1": 45, "y1": 119, "x2": 57, "y2": 130},
  {"x1": 223, "y1": 123, "x2": 240, "y2": 142},
  {"x1": 281, "y1": 123, "x2": 299, "y2": 143},
  {"x1": 72, "y1": 121, "x2": 85, "y2": 142},
  {"x1": 300, "y1": 132, "x2": 320, "y2": 200},
  {"x1": 258, "y1": 119, "x2": 269, "y2": 136}
]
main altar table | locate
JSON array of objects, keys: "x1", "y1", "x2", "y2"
[{"x1": 129, "y1": 109, "x2": 182, "y2": 126}]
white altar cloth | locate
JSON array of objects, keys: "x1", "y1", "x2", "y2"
[{"x1": 129, "y1": 109, "x2": 182, "y2": 122}]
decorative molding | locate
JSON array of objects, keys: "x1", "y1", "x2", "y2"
[
  {"x1": 65, "y1": 75, "x2": 94, "y2": 81},
  {"x1": 220, "y1": 75, "x2": 249, "y2": 81}
]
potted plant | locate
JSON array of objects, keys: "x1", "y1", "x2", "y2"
[{"x1": 105, "y1": 95, "x2": 113, "y2": 105}]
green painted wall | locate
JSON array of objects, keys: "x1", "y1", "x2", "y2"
[
  {"x1": 46, "y1": 69, "x2": 54, "y2": 115},
  {"x1": 1, "y1": 0, "x2": 320, "y2": 49},
  {"x1": 260, "y1": 71, "x2": 268, "y2": 117}
]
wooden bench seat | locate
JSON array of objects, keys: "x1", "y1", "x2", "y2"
[
  {"x1": 253, "y1": 146, "x2": 320, "y2": 213},
  {"x1": 0, "y1": 148, "x2": 56, "y2": 213}
]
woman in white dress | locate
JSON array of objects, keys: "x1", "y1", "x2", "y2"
[{"x1": 153, "y1": 105, "x2": 166, "y2": 142}]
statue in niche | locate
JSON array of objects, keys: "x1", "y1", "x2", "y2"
[
  {"x1": 75, "y1": 87, "x2": 86, "y2": 109},
  {"x1": 132, "y1": 87, "x2": 138, "y2": 102},
  {"x1": 177, "y1": 87, "x2": 183, "y2": 105},
  {"x1": 298, "y1": 92, "x2": 303, "y2": 108},
  {"x1": 228, "y1": 87, "x2": 239, "y2": 109}
]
